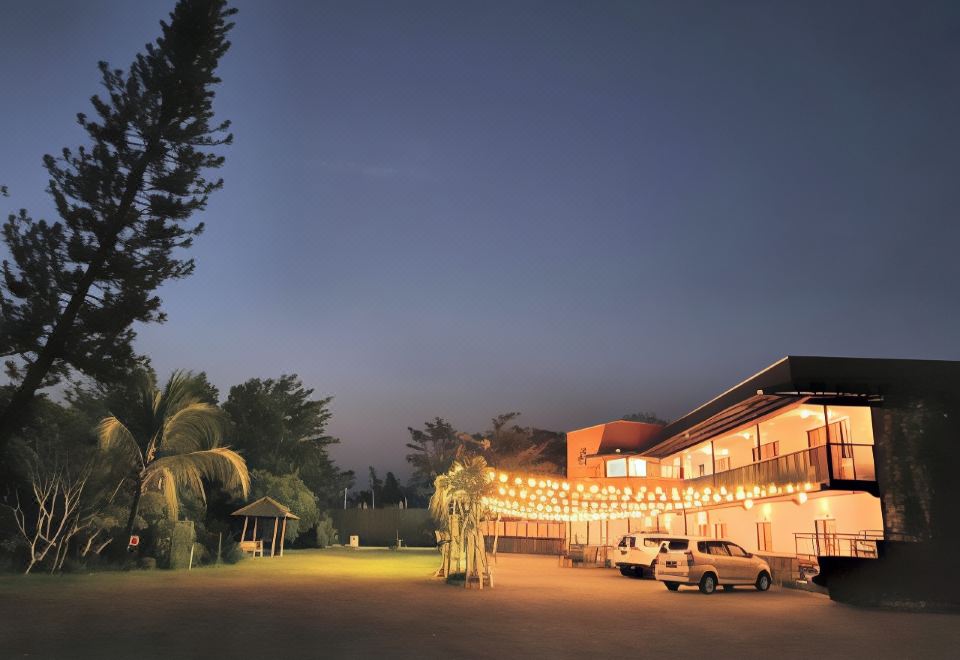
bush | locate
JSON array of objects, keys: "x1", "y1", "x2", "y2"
[
  {"x1": 222, "y1": 541, "x2": 245, "y2": 564},
  {"x1": 316, "y1": 514, "x2": 338, "y2": 547}
]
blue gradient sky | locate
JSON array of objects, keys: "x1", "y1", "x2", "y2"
[{"x1": 2, "y1": 1, "x2": 959, "y2": 480}]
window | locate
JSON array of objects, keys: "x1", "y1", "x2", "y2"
[
  {"x1": 752, "y1": 441, "x2": 780, "y2": 461},
  {"x1": 715, "y1": 457, "x2": 730, "y2": 472},
  {"x1": 698, "y1": 464, "x2": 706, "y2": 477},
  {"x1": 704, "y1": 541, "x2": 730, "y2": 556},
  {"x1": 712, "y1": 523, "x2": 727, "y2": 539},
  {"x1": 628, "y1": 457, "x2": 647, "y2": 477},
  {"x1": 697, "y1": 524, "x2": 709, "y2": 537},
  {"x1": 666, "y1": 539, "x2": 689, "y2": 551},
  {"x1": 660, "y1": 464, "x2": 680, "y2": 479},
  {"x1": 643, "y1": 537, "x2": 663, "y2": 548},
  {"x1": 618, "y1": 536, "x2": 635, "y2": 548},
  {"x1": 605, "y1": 458, "x2": 627, "y2": 477},
  {"x1": 757, "y1": 522, "x2": 772, "y2": 552},
  {"x1": 725, "y1": 543, "x2": 749, "y2": 558}
]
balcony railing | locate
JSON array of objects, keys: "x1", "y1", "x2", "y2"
[
  {"x1": 794, "y1": 531, "x2": 882, "y2": 559},
  {"x1": 685, "y1": 443, "x2": 876, "y2": 492}
]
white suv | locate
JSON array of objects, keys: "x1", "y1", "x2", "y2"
[
  {"x1": 654, "y1": 538, "x2": 772, "y2": 593},
  {"x1": 616, "y1": 533, "x2": 697, "y2": 578}
]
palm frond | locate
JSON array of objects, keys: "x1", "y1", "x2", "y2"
[
  {"x1": 160, "y1": 402, "x2": 225, "y2": 453},
  {"x1": 96, "y1": 417, "x2": 142, "y2": 465},
  {"x1": 149, "y1": 447, "x2": 250, "y2": 505},
  {"x1": 157, "y1": 466, "x2": 180, "y2": 521}
]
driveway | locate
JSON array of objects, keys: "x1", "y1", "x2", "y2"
[{"x1": 1, "y1": 549, "x2": 958, "y2": 659}]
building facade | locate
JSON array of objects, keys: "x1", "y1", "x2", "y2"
[{"x1": 484, "y1": 356, "x2": 960, "y2": 598}]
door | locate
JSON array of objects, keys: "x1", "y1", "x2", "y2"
[
  {"x1": 723, "y1": 542, "x2": 754, "y2": 582},
  {"x1": 702, "y1": 540, "x2": 733, "y2": 582}
]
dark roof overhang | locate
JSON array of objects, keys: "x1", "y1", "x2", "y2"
[{"x1": 641, "y1": 355, "x2": 960, "y2": 459}]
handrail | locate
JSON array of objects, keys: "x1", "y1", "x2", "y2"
[{"x1": 684, "y1": 442, "x2": 877, "y2": 491}]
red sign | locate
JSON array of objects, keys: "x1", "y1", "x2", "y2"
[{"x1": 128, "y1": 535, "x2": 140, "y2": 547}]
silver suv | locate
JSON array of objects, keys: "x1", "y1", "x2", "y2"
[{"x1": 654, "y1": 539, "x2": 772, "y2": 594}]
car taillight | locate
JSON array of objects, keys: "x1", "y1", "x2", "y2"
[{"x1": 684, "y1": 550, "x2": 694, "y2": 566}]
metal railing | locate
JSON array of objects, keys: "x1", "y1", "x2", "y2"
[
  {"x1": 687, "y1": 445, "x2": 829, "y2": 491},
  {"x1": 794, "y1": 531, "x2": 884, "y2": 559},
  {"x1": 685, "y1": 443, "x2": 877, "y2": 492}
]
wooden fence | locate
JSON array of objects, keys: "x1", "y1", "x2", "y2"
[{"x1": 330, "y1": 508, "x2": 436, "y2": 547}]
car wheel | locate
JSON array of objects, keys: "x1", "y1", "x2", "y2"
[
  {"x1": 756, "y1": 571, "x2": 771, "y2": 591},
  {"x1": 634, "y1": 566, "x2": 647, "y2": 579},
  {"x1": 619, "y1": 567, "x2": 633, "y2": 577},
  {"x1": 665, "y1": 581, "x2": 680, "y2": 591},
  {"x1": 699, "y1": 573, "x2": 717, "y2": 594},
  {"x1": 723, "y1": 585, "x2": 735, "y2": 592}
]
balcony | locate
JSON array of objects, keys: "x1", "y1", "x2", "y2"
[{"x1": 685, "y1": 443, "x2": 876, "y2": 494}]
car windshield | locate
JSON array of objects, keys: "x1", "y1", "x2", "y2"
[{"x1": 618, "y1": 536, "x2": 635, "y2": 548}]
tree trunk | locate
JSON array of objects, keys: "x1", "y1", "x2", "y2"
[{"x1": 124, "y1": 478, "x2": 144, "y2": 542}]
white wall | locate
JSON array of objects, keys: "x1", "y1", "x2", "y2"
[{"x1": 678, "y1": 491, "x2": 883, "y2": 554}]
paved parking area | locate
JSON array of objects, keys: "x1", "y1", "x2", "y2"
[{"x1": 2, "y1": 549, "x2": 958, "y2": 658}]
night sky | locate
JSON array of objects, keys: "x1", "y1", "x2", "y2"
[{"x1": 2, "y1": 1, "x2": 959, "y2": 480}]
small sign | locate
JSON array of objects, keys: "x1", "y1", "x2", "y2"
[{"x1": 128, "y1": 535, "x2": 140, "y2": 547}]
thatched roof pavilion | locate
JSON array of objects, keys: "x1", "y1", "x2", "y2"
[{"x1": 232, "y1": 496, "x2": 300, "y2": 557}]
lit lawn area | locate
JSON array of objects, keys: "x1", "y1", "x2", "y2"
[{"x1": 2, "y1": 549, "x2": 959, "y2": 659}]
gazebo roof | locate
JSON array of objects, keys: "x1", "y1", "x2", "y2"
[{"x1": 231, "y1": 496, "x2": 300, "y2": 520}]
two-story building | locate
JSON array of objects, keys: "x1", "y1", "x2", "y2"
[{"x1": 483, "y1": 356, "x2": 960, "y2": 601}]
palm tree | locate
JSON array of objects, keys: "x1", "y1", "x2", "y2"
[
  {"x1": 429, "y1": 456, "x2": 493, "y2": 586},
  {"x1": 97, "y1": 371, "x2": 250, "y2": 540}
]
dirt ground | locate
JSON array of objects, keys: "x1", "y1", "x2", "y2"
[{"x1": 2, "y1": 548, "x2": 959, "y2": 659}]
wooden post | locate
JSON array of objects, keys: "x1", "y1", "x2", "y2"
[
  {"x1": 270, "y1": 517, "x2": 279, "y2": 557},
  {"x1": 279, "y1": 518, "x2": 287, "y2": 557},
  {"x1": 241, "y1": 516, "x2": 248, "y2": 541},
  {"x1": 252, "y1": 517, "x2": 258, "y2": 541}
]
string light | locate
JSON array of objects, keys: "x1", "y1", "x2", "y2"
[{"x1": 481, "y1": 468, "x2": 820, "y2": 522}]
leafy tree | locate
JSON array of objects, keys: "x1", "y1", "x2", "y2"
[
  {"x1": 0, "y1": 0, "x2": 237, "y2": 445},
  {"x1": 96, "y1": 370, "x2": 250, "y2": 539},
  {"x1": 405, "y1": 417, "x2": 466, "y2": 496},
  {"x1": 222, "y1": 375, "x2": 353, "y2": 508},
  {"x1": 381, "y1": 471, "x2": 404, "y2": 506},
  {"x1": 479, "y1": 412, "x2": 564, "y2": 474},
  {"x1": 249, "y1": 469, "x2": 318, "y2": 544},
  {"x1": 0, "y1": 396, "x2": 129, "y2": 573},
  {"x1": 367, "y1": 466, "x2": 383, "y2": 507},
  {"x1": 622, "y1": 411, "x2": 668, "y2": 425}
]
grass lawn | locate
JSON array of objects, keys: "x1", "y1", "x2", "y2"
[{"x1": 3, "y1": 548, "x2": 959, "y2": 659}]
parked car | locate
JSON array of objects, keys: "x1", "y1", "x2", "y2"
[
  {"x1": 654, "y1": 539, "x2": 772, "y2": 593},
  {"x1": 615, "y1": 533, "x2": 697, "y2": 578}
]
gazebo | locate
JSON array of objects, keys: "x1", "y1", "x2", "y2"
[{"x1": 231, "y1": 496, "x2": 300, "y2": 557}]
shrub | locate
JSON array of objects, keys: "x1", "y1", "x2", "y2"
[{"x1": 316, "y1": 514, "x2": 338, "y2": 547}]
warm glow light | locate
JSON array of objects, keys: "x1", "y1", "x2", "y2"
[
  {"x1": 796, "y1": 492, "x2": 808, "y2": 505},
  {"x1": 744, "y1": 498, "x2": 754, "y2": 510}
]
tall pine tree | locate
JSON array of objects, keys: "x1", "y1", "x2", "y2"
[{"x1": 0, "y1": 0, "x2": 237, "y2": 444}]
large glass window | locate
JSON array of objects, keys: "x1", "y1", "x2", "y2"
[
  {"x1": 712, "y1": 427, "x2": 758, "y2": 471},
  {"x1": 605, "y1": 458, "x2": 627, "y2": 477},
  {"x1": 628, "y1": 457, "x2": 647, "y2": 477},
  {"x1": 759, "y1": 404, "x2": 828, "y2": 456}
]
